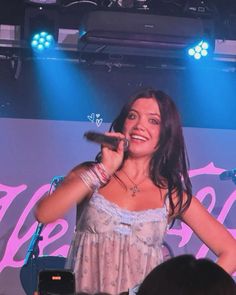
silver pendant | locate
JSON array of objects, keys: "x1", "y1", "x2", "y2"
[{"x1": 130, "y1": 185, "x2": 140, "y2": 197}]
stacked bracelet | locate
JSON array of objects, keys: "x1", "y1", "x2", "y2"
[
  {"x1": 79, "y1": 163, "x2": 111, "y2": 191},
  {"x1": 93, "y1": 163, "x2": 110, "y2": 185}
]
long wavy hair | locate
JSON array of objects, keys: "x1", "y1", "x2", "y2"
[{"x1": 109, "y1": 87, "x2": 192, "y2": 218}]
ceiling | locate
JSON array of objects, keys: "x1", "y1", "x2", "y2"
[
  {"x1": 1, "y1": 0, "x2": 236, "y2": 71},
  {"x1": 0, "y1": 0, "x2": 236, "y2": 40},
  {"x1": 0, "y1": 1, "x2": 236, "y2": 129}
]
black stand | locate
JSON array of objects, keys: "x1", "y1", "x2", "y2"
[
  {"x1": 20, "y1": 222, "x2": 44, "y2": 295},
  {"x1": 23, "y1": 222, "x2": 44, "y2": 266},
  {"x1": 20, "y1": 176, "x2": 66, "y2": 295}
]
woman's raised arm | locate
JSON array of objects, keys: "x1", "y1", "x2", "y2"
[{"x1": 35, "y1": 166, "x2": 92, "y2": 224}]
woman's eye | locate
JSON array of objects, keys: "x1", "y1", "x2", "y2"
[
  {"x1": 149, "y1": 118, "x2": 160, "y2": 125},
  {"x1": 127, "y1": 113, "x2": 136, "y2": 120}
]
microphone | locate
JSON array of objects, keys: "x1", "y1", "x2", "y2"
[
  {"x1": 84, "y1": 131, "x2": 129, "y2": 151},
  {"x1": 219, "y1": 168, "x2": 236, "y2": 180}
]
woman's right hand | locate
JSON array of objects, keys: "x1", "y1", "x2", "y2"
[{"x1": 100, "y1": 132, "x2": 126, "y2": 175}]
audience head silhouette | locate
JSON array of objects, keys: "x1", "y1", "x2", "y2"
[{"x1": 137, "y1": 254, "x2": 236, "y2": 295}]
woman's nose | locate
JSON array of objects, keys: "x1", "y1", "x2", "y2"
[{"x1": 133, "y1": 117, "x2": 145, "y2": 130}]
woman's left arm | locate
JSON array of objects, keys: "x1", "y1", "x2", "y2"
[{"x1": 181, "y1": 196, "x2": 236, "y2": 274}]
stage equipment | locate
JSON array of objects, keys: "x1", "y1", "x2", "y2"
[
  {"x1": 25, "y1": 0, "x2": 61, "y2": 5},
  {"x1": 20, "y1": 223, "x2": 66, "y2": 295},
  {"x1": 183, "y1": 0, "x2": 218, "y2": 18},
  {"x1": 38, "y1": 269, "x2": 75, "y2": 294},
  {"x1": 31, "y1": 31, "x2": 55, "y2": 51},
  {"x1": 20, "y1": 255, "x2": 66, "y2": 295},
  {"x1": 78, "y1": 10, "x2": 215, "y2": 59},
  {"x1": 100, "y1": 0, "x2": 149, "y2": 10},
  {"x1": 20, "y1": 176, "x2": 66, "y2": 295},
  {"x1": 187, "y1": 40, "x2": 210, "y2": 59},
  {"x1": 117, "y1": 0, "x2": 135, "y2": 8},
  {"x1": 23, "y1": 5, "x2": 59, "y2": 52}
]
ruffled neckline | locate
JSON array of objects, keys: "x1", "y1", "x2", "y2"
[{"x1": 91, "y1": 192, "x2": 167, "y2": 216}]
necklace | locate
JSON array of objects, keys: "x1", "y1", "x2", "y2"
[{"x1": 121, "y1": 170, "x2": 147, "y2": 197}]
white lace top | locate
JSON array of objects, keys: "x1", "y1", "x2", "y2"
[{"x1": 66, "y1": 193, "x2": 169, "y2": 294}]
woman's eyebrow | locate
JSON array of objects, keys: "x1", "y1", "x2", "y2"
[
  {"x1": 145, "y1": 111, "x2": 161, "y2": 119},
  {"x1": 149, "y1": 112, "x2": 160, "y2": 117},
  {"x1": 129, "y1": 109, "x2": 160, "y2": 118}
]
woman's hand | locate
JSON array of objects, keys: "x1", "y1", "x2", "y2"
[{"x1": 101, "y1": 132, "x2": 126, "y2": 175}]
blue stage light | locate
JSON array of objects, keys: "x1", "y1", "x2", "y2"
[
  {"x1": 201, "y1": 41, "x2": 209, "y2": 49},
  {"x1": 188, "y1": 48, "x2": 195, "y2": 56},
  {"x1": 201, "y1": 49, "x2": 208, "y2": 56},
  {"x1": 187, "y1": 40, "x2": 210, "y2": 60},
  {"x1": 194, "y1": 52, "x2": 201, "y2": 60},
  {"x1": 31, "y1": 31, "x2": 54, "y2": 52}
]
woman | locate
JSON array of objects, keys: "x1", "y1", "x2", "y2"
[{"x1": 35, "y1": 88, "x2": 236, "y2": 294}]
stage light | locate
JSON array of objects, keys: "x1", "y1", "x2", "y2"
[
  {"x1": 31, "y1": 31, "x2": 54, "y2": 51},
  {"x1": 188, "y1": 48, "x2": 195, "y2": 56},
  {"x1": 24, "y1": 5, "x2": 58, "y2": 53},
  {"x1": 187, "y1": 40, "x2": 211, "y2": 60},
  {"x1": 202, "y1": 41, "x2": 208, "y2": 48}
]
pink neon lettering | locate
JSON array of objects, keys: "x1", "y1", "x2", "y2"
[{"x1": 0, "y1": 162, "x2": 235, "y2": 278}]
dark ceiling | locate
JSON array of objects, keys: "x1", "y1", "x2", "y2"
[
  {"x1": 1, "y1": 0, "x2": 236, "y2": 39},
  {"x1": 1, "y1": 1, "x2": 236, "y2": 130}
]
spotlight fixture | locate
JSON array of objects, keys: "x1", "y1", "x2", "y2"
[
  {"x1": 187, "y1": 40, "x2": 210, "y2": 60},
  {"x1": 24, "y1": 5, "x2": 59, "y2": 52},
  {"x1": 31, "y1": 31, "x2": 55, "y2": 51}
]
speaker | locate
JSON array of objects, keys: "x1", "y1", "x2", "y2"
[{"x1": 78, "y1": 10, "x2": 214, "y2": 57}]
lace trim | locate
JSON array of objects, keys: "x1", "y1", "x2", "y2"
[{"x1": 90, "y1": 193, "x2": 167, "y2": 223}]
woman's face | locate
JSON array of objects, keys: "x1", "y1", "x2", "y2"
[{"x1": 123, "y1": 97, "x2": 161, "y2": 158}]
